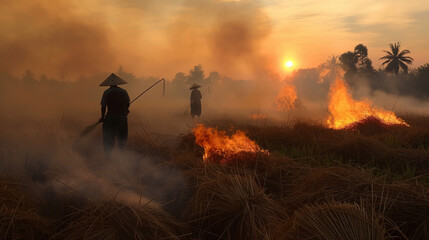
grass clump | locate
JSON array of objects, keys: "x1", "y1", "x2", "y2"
[
  {"x1": 0, "y1": 176, "x2": 50, "y2": 239},
  {"x1": 53, "y1": 199, "x2": 186, "y2": 240},
  {"x1": 276, "y1": 201, "x2": 387, "y2": 240},
  {"x1": 278, "y1": 167, "x2": 429, "y2": 239},
  {"x1": 183, "y1": 171, "x2": 285, "y2": 240}
]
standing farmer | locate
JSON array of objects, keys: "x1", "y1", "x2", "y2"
[
  {"x1": 190, "y1": 83, "x2": 202, "y2": 118},
  {"x1": 99, "y1": 73, "x2": 130, "y2": 154}
]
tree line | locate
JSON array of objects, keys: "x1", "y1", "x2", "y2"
[{"x1": 336, "y1": 42, "x2": 429, "y2": 99}]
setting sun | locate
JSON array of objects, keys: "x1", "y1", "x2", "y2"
[{"x1": 285, "y1": 60, "x2": 293, "y2": 68}]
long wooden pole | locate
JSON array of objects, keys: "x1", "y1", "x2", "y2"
[{"x1": 130, "y1": 78, "x2": 165, "y2": 104}]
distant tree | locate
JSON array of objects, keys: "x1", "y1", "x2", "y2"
[
  {"x1": 354, "y1": 44, "x2": 368, "y2": 66},
  {"x1": 21, "y1": 70, "x2": 37, "y2": 84},
  {"x1": 117, "y1": 65, "x2": 125, "y2": 75},
  {"x1": 339, "y1": 51, "x2": 357, "y2": 74},
  {"x1": 319, "y1": 56, "x2": 342, "y2": 82},
  {"x1": 339, "y1": 43, "x2": 376, "y2": 74},
  {"x1": 416, "y1": 63, "x2": 429, "y2": 77},
  {"x1": 173, "y1": 72, "x2": 187, "y2": 83},
  {"x1": 339, "y1": 43, "x2": 376, "y2": 88},
  {"x1": 116, "y1": 65, "x2": 136, "y2": 81},
  {"x1": 205, "y1": 71, "x2": 221, "y2": 85},
  {"x1": 379, "y1": 42, "x2": 414, "y2": 75},
  {"x1": 39, "y1": 74, "x2": 59, "y2": 86},
  {"x1": 170, "y1": 72, "x2": 188, "y2": 98},
  {"x1": 362, "y1": 58, "x2": 376, "y2": 74},
  {"x1": 187, "y1": 65, "x2": 205, "y2": 85},
  {"x1": 412, "y1": 63, "x2": 429, "y2": 97},
  {"x1": 354, "y1": 44, "x2": 375, "y2": 74},
  {"x1": 39, "y1": 74, "x2": 48, "y2": 82}
]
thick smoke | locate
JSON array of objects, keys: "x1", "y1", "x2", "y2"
[
  {"x1": 355, "y1": 68, "x2": 429, "y2": 101},
  {"x1": 0, "y1": 70, "x2": 190, "y2": 214},
  {"x1": 0, "y1": 1, "x2": 116, "y2": 78},
  {"x1": 166, "y1": 0, "x2": 277, "y2": 80},
  {"x1": 0, "y1": 0, "x2": 278, "y2": 81}
]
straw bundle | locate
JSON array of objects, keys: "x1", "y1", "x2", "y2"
[
  {"x1": 280, "y1": 167, "x2": 429, "y2": 239},
  {"x1": 275, "y1": 201, "x2": 386, "y2": 240},
  {"x1": 399, "y1": 127, "x2": 429, "y2": 149},
  {"x1": 54, "y1": 199, "x2": 185, "y2": 240},
  {"x1": 372, "y1": 181, "x2": 429, "y2": 240},
  {"x1": 178, "y1": 133, "x2": 203, "y2": 154},
  {"x1": 253, "y1": 155, "x2": 309, "y2": 198},
  {"x1": 0, "y1": 176, "x2": 50, "y2": 239},
  {"x1": 322, "y1": 135, "x2": 429, "y2": 176},
  {"x1": 183, "y1": 172, "x2": 285, "y2": 240},
  {"x1": 324, "y1": 135, "x2": 387, "y2": 164},
  {"x1": 381, "y1": 148, "x2": 429, "y2": 175},
  {"x1": 128, "y1": 133, "x2": 172, "y2": 162}
]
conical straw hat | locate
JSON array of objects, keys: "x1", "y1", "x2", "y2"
[
  {"x1": 189, "y1": 83, "x2": 201, "y2": 90},
  {"x1": 99, "y1": 73, "x2": 128, "y2": 86}
]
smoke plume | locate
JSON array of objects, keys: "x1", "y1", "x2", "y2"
[{"x1": 0, "y1": 0, "x2": 116, "y2": 78}]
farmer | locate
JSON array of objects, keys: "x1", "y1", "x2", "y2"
[
  {"x1": 98, "y1": 73, "x2": 130, "y2": 154},
  {"x1": 190, "y1": 83, "x2": 202, "y2": 118}
]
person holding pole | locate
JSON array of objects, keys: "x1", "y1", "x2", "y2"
[
  {"x1": 99, "y1": 73, "x2": 130, "y2": 154},
  {"x1": 190, "y1": 83, "x2": 202, "y2": 118}
]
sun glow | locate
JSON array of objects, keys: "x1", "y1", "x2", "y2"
[{"x1": 285, "y1": 60, "x2": 293, "y2": 68}]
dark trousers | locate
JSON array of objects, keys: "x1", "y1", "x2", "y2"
[
  {"x1": 103, "y1": 115, "x2": 128, "y2": 154},
  {"x1": 191, "y1": 102, "x2": 201, "y2": 117}
]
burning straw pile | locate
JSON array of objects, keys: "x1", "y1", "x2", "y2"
[
  {"x1": 54, "y1": 199, "x2": 186, "y2": 240},
  {"x1": 192, "y1": 124, "x2": 268, "y2": 164},
  {"x1": 327, "y1": 78, "x2": 409, "y2": 129}
]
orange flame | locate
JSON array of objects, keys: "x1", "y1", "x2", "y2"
[
  {"x1": 327, "y1": 78, "x2": 408, "y2": 129},
  {"x1": 275, "y1": 84, "x2": 297, "y2": 111},
  {"x1": 192, "y1": 124, "x2": 268, "y2": 163}
]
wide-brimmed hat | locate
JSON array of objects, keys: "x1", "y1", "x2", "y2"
[
  {"x1": 99, "y1": 73, "x2": 128, "y2": 86},
  {"x1": 189, "y1": 83, "x2": 201, "y2": 90}
]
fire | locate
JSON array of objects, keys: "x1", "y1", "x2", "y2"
[
  {"x1": 275, "y1": 84, "x2": 297, "y2": 111},
  {"x1": 327, "y1": 78, "x2": 408, "y2": 129},
  {"x1": 192, "y1": 124, "x2": 268, "y2": 163}
]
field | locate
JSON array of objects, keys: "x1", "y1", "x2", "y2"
[
  {"x1": 3, "y1": 0, "x2": 429, "y2": 239},
  {"x1": 0, "y1": 115, "x2": 428, "y2": 240}
]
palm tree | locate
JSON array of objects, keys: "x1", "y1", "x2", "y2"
[
  {"x1": 320, "y1": 55, "x2": 342, "y2": 81},
  {"x1": 379, "y1": 42, "x2": 414, "y2": 75}
]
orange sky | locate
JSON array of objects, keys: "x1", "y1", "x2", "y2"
[{"x1": 1, "y1": 0, "x2": 429, "y2": 80}]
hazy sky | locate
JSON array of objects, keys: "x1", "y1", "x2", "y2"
[{"x1": 1, "y1": 0, "x2": 429, "y2": 80}]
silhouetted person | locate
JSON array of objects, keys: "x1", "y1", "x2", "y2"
[
  {"x1": 190, "y1": 83, "x2": 202, "y2": 118},
  {"x1": 99, "y1": 73, "x2": 130, "y2": 154}
]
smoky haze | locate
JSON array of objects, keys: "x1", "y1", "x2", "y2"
[
  {"x1": 0, "y1": 0, "x2": 279, "y2": 80},
  {"x1": 0, "y1": 64, "x2": 287, "y2": 218},
  {"x1": 0, "y1": 1, "x2": 116, "y2": 78},
  {"x1": 2, "y1": 0, "x2": 429, "y2": 218}
]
